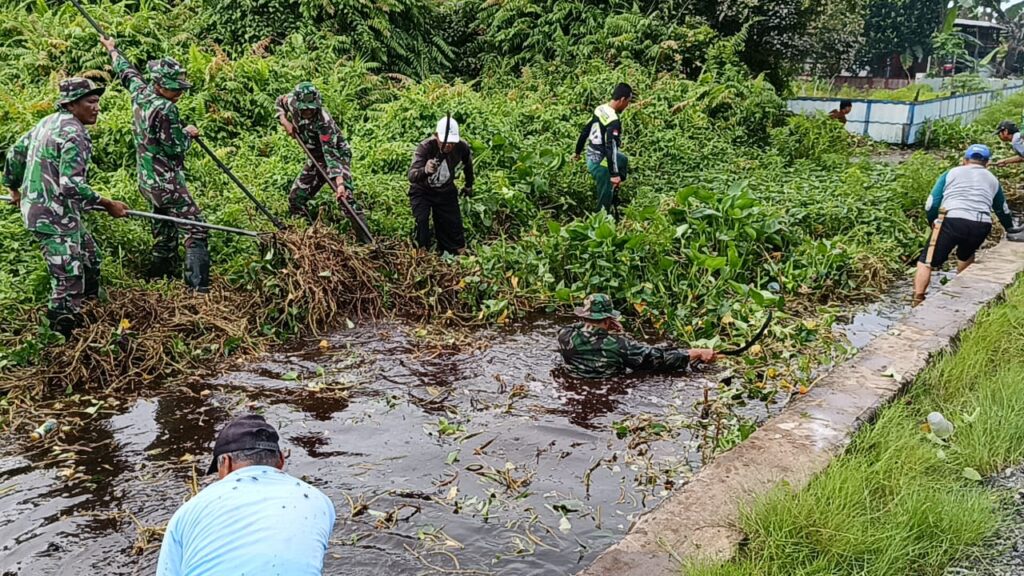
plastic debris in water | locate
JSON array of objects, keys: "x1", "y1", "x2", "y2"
[
  {"x1": 926, "y1": 412, "x2": 954, "y2": 439},
  {"x1": 30, "y1": 419, "x2": 58, "y2": 441}
]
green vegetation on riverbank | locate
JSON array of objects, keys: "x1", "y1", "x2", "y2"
[
  {"x1": 689, "y1": 280, "x2": 1024, "y2": 576},
  {"x1": 0, "y1": 1, "x2": 952, "y2": 373},
  {"x1": 2, "y1": 1, "x2": 1023, "y2": 415}
]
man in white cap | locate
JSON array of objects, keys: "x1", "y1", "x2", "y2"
[{"x1": 407, "y1": 115, "x2": 474, "y2": 255}]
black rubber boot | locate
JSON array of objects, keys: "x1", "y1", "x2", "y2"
[
  {"x1": 350, "y1": 203, "x2": 372, "y2": 245},
  {"x1": 147, "y1": 256, "x2": 178, "y2": 281},
  {"x1": 185, "y1": 244, "x2": 211, "y2": 293},
  {"x1": 84, "y1": 266, "x2": 101, "y2": 301},
  {"x1": 46, "y1": 308, "x2": 79, "y2": 339}
]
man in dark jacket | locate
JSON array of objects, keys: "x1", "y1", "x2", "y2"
[
  {"x1": 574, "y1": 83, "x2": 634, "y2": 212},
  {"x1": 407, "y1": 116, "x2": 474, "y2": 255}
]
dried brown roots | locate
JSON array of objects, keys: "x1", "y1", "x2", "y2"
[{"x1": 0, "y1": 226, "x2": 474, "y2": 430}]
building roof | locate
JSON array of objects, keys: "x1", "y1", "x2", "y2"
[{"x1": 954, "y1": 18, "x2": 1007, "y2": 30}]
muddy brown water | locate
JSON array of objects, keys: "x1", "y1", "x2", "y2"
[{"x1": 0, "y1": 299, "x2": 910, "y2": 575}]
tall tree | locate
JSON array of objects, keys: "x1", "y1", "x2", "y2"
[
  {"x1": 694, "y1": 0, "x2": 822, "y2": 87},
  {"x1": 804, "y1": 0, "x2": 868, "y2": 78},
  {"x1": 971, "y1": 0, "x2": 1024, "y2": 76},
  {"x1": 854, "y1": 0, "x2": 946, "y2": 75}
]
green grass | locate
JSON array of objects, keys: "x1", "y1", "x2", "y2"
[{"x1": 687, "y1": 280, "x2": 1024, "y2": 576}]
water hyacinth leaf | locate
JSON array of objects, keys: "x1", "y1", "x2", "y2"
[
  {"x1": 750, "y1": 289, "x2": 779, "y2": 307},
  {"x1": 690, "y1": 207, "x2": 722, "y2": 219},
  {"x1": 702, "y1": 256, "x2": 727, "y2": 271},
  {"x1": 675, "y1": 185, "x2": 703, "y2": 205},
  {"x1": 594, "y1": 222, "x2": 615, "y2": 240}
]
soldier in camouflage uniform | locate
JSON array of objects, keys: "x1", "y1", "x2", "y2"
[
  {"x1": 100, "y1": 37, "x2": 210, "y2": 292},
  {"x1": 3, "y1": 78, "x2": 130, "y2": 338},
  {"x1": 557, "y1": 294, "x2": 717, "y2": 379},
  {"x1": 276, "y1": 82, "x2": 361, "y2": 223}
]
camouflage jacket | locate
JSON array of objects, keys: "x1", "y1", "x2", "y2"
[
  {"x1": 275, "y1": 94, "x2": 352, "y2": 183},
  {"x1": 556, "y1": 323, "x2": 691, "y2": 379},
  {"x1": 112, "y1": 51, "x2": 191, "y2": 195},
  {"x1": 3, "y1": 111, "x2": 101, "y2": 235}
]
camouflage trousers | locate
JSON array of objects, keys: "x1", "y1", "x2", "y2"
[
  {"x1": 289, "y1": 160, "x2": 330, "y2": 219},
  {"x1": 32, "y1": 230, "x2": 100, "y2": 313},
  {"x1": 288, "y1": 160, "x2": 366, "y2": 235},
  {"x1": 288, "y1": 159, "x2": 361, "y2": 215},
  {"x1": 142, "y1": 186, "x2": 209, "y2": 258}
]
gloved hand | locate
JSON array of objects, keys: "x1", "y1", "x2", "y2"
[
  {"x1": 425, "y1": 159, "x2": 440, "y2": 175},
  {"x1": 461, "y1": 186, "x2": 473, "y2": 198}
]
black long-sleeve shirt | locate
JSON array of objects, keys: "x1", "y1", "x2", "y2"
[
  {"x1": 407, "y1": 138, "x2": 474, "y2": 195},
  {"x1": 574, "y1": 104, "x2": 623, "y2": 176}
]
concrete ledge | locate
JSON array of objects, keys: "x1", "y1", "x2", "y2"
[{"x1": 580, "y1": 240, "x2": 1024, "y2": 576}]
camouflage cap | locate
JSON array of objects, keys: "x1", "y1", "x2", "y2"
[
  {"x1": 147, "y1": 57, "x2": 192, "y2": 91},
  {"x1": 574, "y1": 293, "x2": 621, "y2": 320},
  {"x1": 57, "y1": 77, "x2": 105, "y2": 106},
  {"x1": 293, "y1": 81, "x2": 322, "y2": 110}
]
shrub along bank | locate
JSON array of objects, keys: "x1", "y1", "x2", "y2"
[
  {"x1": 0, "y1": 1, "x2": 1008, "y2": 393},
  {"x1": 688, "y1": 280, "x2": 1024, "y2": 576}
]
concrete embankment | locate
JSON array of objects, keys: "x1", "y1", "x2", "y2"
[{"x1": 581, "y1": 240, "x2": 1024, "y2": 576}]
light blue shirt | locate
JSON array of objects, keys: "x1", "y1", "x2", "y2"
[{"x1": 156, "y1": 466, "x2": 336, "y2": 576}]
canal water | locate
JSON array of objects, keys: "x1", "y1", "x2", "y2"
[{"x1": 0, "y1": 296, "x2": 912, "y2": 575}]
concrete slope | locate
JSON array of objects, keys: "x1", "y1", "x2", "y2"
[{"x1": 581, "y1": 240, "x2": 1024, "y2": 576}]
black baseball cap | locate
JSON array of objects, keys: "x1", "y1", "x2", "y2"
[
  {"x1": 206, "y1": 414, "x2": 281, "y2": 475},
  {"x1": 612, "y1": 82, "x2": 636, "y2": 101},
  {"x1": 995, "y1": 120, "x2": 1019, "y2": 135}
]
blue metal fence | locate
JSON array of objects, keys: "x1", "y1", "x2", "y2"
[{"x1": 787, "y1": 82, "x2": 1024, "y2": 145}]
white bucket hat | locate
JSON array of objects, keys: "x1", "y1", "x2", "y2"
[{"x1": 436, "y1": 116, "x2": 460, "y2": 144}]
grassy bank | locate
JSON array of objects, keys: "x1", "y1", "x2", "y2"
[{"x1": 688, "y1": 280, "x2": 1024, "y2": 576}]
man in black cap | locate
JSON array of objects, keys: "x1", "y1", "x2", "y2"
[
  {"x1": 156, "y1": 415, "x2": 336, "y2": 576},
  {"x1": 993, "y1": 120, "x2": 1024, "y2": 167},
  {"x1": 557, "y1": 293, "x2": 717, "y2": 379},
  {"x1": 574, "y1": 83, "x2": 634, "y2": 213}
]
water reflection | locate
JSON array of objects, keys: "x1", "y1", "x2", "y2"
[{"x1": 0, "y1": 321, "x2": 763, "y2": 575}]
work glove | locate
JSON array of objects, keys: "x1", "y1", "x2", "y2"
[
  {"x1": 461, "y1": 186, "x2": 473, "y2": 198},
  {"x1": 425, "y1": 159, "x2": 440, "y2": 175}
]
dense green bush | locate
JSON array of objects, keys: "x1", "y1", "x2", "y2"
[{"x1": 0, "y1": 0, "x2": 980, "y2": 366}]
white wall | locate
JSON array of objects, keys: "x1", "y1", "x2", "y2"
[{"x1": 787, "y1": 83, "x2": 1024, "y2": 145}]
